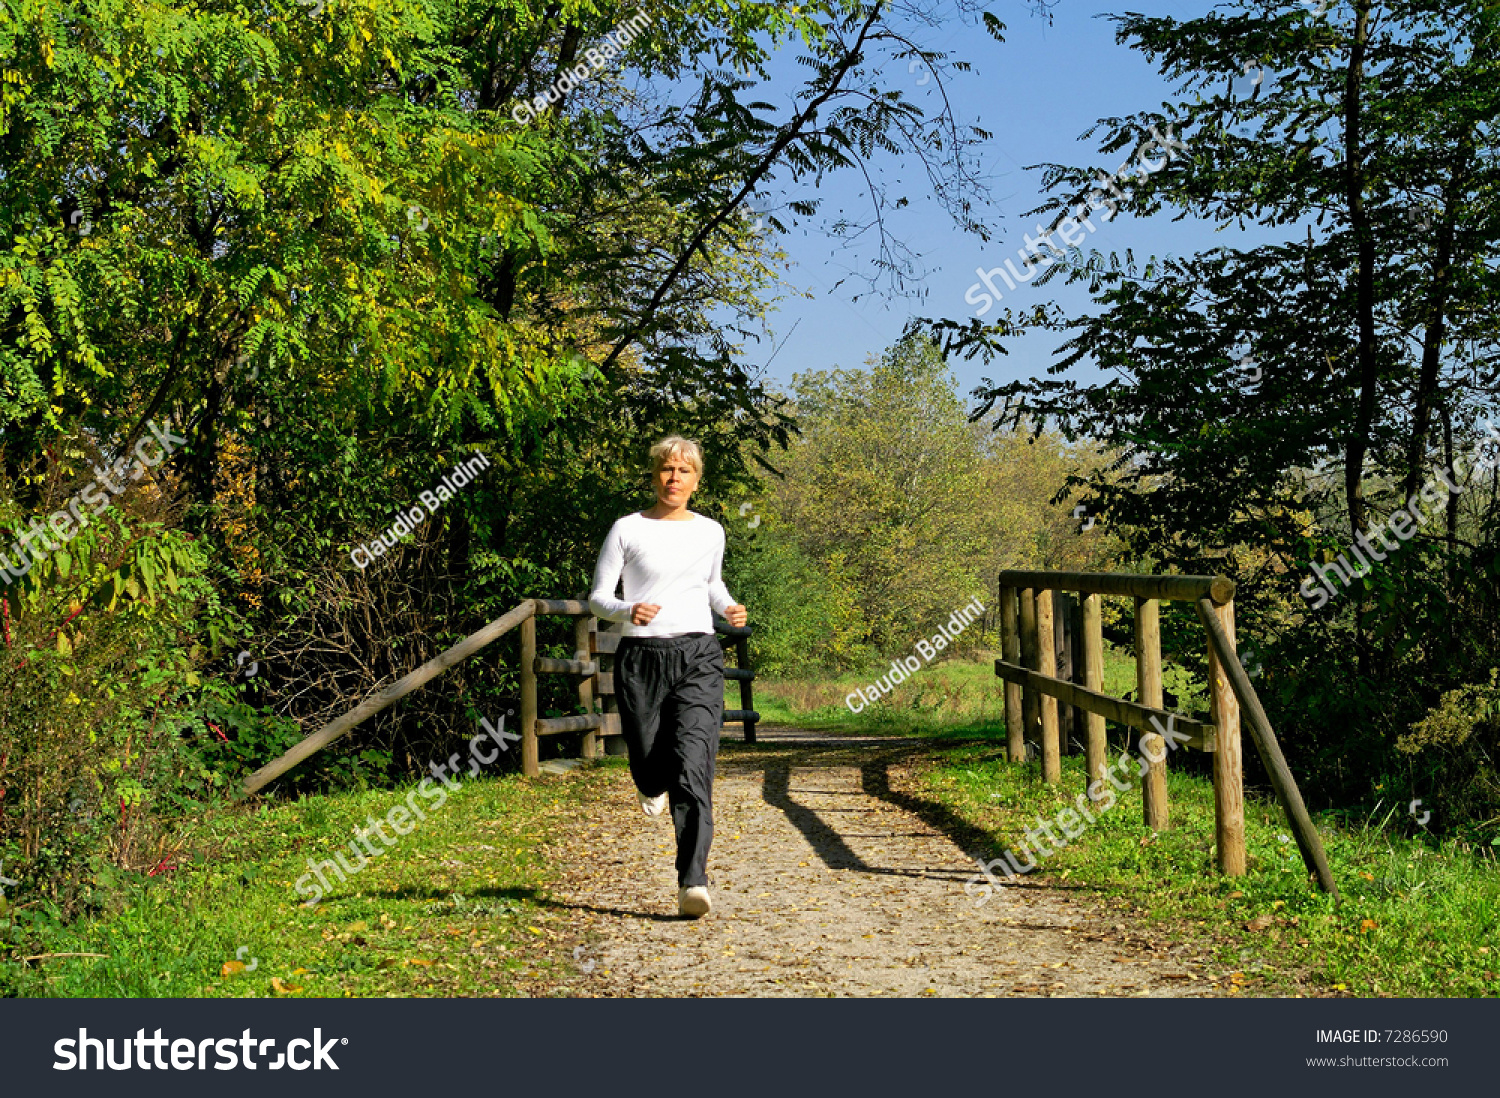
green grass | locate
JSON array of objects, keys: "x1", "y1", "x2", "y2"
[
  {"x1": 925, "y1": 744, "x2": 1500, "y2": 996},
  {"x1": 16, "y1": 651, "x2": 1496, "y2": 999},
  {"x1": 761, "y1": 655, "x2": 1500, "y2": 998},
  {"x1": 1, "y1": 763, "x2": 619, "y2": 998}
]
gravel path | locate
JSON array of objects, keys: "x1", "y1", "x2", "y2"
[{"x1": 535, "y1": 727, "x2": 1225, "y2": 998}]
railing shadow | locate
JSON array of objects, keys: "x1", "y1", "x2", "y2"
[{"x1": 719, "y1": 736, "x2": 997, "y2": 884}]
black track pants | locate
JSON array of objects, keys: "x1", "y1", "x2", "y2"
[{"x1": 616, "y1": 633, "x2": 723, "y2": 887}]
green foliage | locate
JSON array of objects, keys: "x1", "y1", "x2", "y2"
[
  {"x1": 0, "y1": 447, "x2": 238, "y2": 917},
  {"x1": 725, "y1": 523, "x2": 869, "y2": 675},
  {"x1": 738, "y1": 327, "x2": 1122, "y2": 670},
  {"x1": 1403, "y1": 669, "x2": 1500, "y2": 753},
  {"x1": 769, "y1": 331, "x2": 1001, "y2": 653}
]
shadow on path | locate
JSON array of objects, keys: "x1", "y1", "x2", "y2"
[{"x1": 718, "y1": 731, "x2": 1002, "y2": 884}]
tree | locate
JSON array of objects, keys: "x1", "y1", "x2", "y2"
[
  {"x1": 960, "y1": 0, "x2": 1500, "y2": 821},
  {"x1": 766, "y1": 330, "x2": 1000, "y2": 652}
]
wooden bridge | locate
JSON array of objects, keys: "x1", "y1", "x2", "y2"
[
  {"x1": 241, "y1": 599, "x2": 757, "y2": 794},
  {"x1": 239, "y1": 570, "x2": 1335, "y2": 899}
]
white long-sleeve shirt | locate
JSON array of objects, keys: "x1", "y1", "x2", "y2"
[{"x1": 588, "y1": 512, "x2": 736, "y2": 637}]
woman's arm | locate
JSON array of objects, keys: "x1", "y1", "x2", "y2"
[
  {"x1": 588, "y1": 523, "x2": 635, "y2": 622},
  {"x1": 706, "y1": 524, "x2": 747, "y2": 627},
  {"x1": 706, "y1": 533, "x2": 735, "y2": 615}
]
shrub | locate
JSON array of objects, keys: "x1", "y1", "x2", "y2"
[{"x1": 0, "y1": 444, "x2": 237, "y2": 919}]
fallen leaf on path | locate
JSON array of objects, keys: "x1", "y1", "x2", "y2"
[
  {"x1": 220, "y1": 960, "x2": 246, "y2": 976},
  {"x1": 270, "y1": 977, "x2": 303, "y2": 994},
  {"x1": 1246, "y1": 914, "x2": 1274, "y2": 931}
]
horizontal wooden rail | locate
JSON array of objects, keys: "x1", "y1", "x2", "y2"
[
  {"x1": 995, "y1": 660, "x2": 1217, "y2": 751},
  {"x1": 1194, "y1": 598, "x2": 1339, "y2": 897},
  {"x1": 723, "y1": 709, "x2": 760, "y2": 724},
  {"x1": 243, "y1": 600, "x2": 537, "y2": 794},
  {"x1": 535, "y1": 657, "x2": 597, "y2": 675},
  {"x1": 533, "y1": 599, "x2": 592, "y2": 616},
  {"x1": 724, "y1": 667, "x2": 755, "y2": 682},
  {"x1": 536, "y1": 714, "x2": 605, "y2": 735},
  {"x1": 714, "y1": 620, "x2": 753, "y2": 638},
  {"x1": 998, "y1": 570, "x2": 1235, "y2": 606}
]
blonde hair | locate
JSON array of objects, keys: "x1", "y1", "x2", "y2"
[{"x1": 649, "y1": 435, "x2": 704, "y2": 477}]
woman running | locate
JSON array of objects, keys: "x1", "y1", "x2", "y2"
[{"x1": 588, "y1": 436, "x2": 747, "y2": 918}]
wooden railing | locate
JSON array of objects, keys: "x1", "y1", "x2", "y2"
[
  {"x1": 528, "y1": 601, "x2": 759, "y2": 768},
  {"x1": 242, "y1": 600, "x2": 757, "y2": 793},
  {"x1": 995, "y1": 570, "x2": 1338, "y2": 897}
]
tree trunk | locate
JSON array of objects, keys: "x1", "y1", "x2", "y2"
[
  {"x1": 1342, "y1": 0, "x2": 1376, "y2": 542},
  {"x1": 1341, "y1": 0, "x2": 1375, "y2": 676},
  {"x1": 1403, "y1": 131, "x2": 1471, "y2": 499}
]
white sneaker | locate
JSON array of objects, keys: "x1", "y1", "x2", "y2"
[
  {"x1": 678, "y1": 886, "x2": 712, "y2": 918},
  {"x1": 638, "y1": 790, "x2": 669, "y2": 817}
]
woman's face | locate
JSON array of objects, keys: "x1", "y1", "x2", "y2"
[{"x1": 654, "y1": 452, "x2": 700, "y2": 508}]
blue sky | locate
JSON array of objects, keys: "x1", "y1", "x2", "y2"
[{"x1": 725, "y1": 0, "x2": 1249, "y2": 404}]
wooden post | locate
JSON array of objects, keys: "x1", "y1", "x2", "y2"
[
  {"x1": 1194, "y1": 597, "x2": 1338, "y2": 896},
  {"x1": 1207, "y1": 598, "x2": 1246, "y2": 876},
  {"x1": 1055, "y1": 592, "x2": 1076, "y2": 754},
  {"x1": 598, "y1": 620, "x2": 628, "y2": 756},
  {"x1": 575, "y1": 615, "x2": 597, "y2": 759},
  {"x1": 520, "y1": 615, "x2": 539, "y2": 778},
  {"x1": 1000, "y1": 586, "x2": 1024, "y2": 763},
  {"x1": 1069, "y1": 595, "x2": 1085, "y2": 745},
  {"x1": 1081, "y1": 593, "x2": 1107, "y2": 793},
  {"x1": 1134, "y1": 596, "x2": 1168, "y2": 830},
  {"x1": 736, "y1": 634, "x2": 756, "y2": 744},
  {"x1": 1018, "y1": 587, "x2": 1040, "y2": 759},
  {"x1": 1036, "y1": 589, "x2": 1061, "y2": 783}
]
